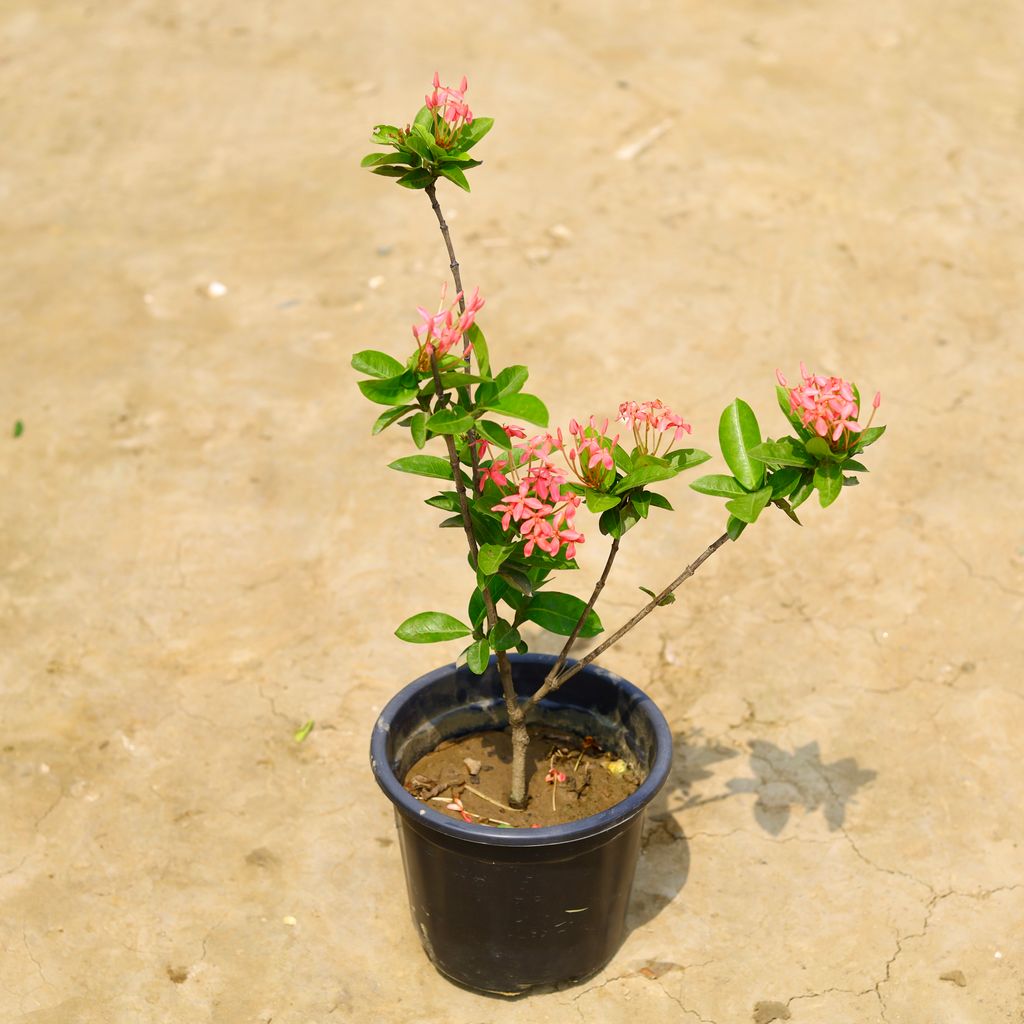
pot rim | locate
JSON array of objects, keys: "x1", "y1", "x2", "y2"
[{"x1": 370, "y1": 653, "x2": 673, "y2": 848}]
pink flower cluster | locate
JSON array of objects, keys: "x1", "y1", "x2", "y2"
[
  {"x1": 567, "y1": 417, "x2": 619, "y2": 488},
  {"x1": 777, "y1": 364, "x2": 881, "y2": 446},
  {"x1": 425, "y1": 72, "x2": 473, "y2": 138},
  {"x1": 412, "y1": 285, "x2": 485, "y2": 371},
  {"x1": 619, "y1": 400, "x2": 691, "y2": 454}
]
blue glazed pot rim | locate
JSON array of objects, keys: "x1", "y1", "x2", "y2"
[{"x1": 370, "y1": 653, "x2": 673, "y2": 849}]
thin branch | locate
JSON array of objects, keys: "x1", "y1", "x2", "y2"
[
  {"x1": 527, "y1": 537, "x2": 621, "y2": 710},
  {"x1": 425, "y1": 181, "x2": 466, "y2": 318},
  {"x1": 546, "y1": 531, "x2": 731, "y2": 693}
]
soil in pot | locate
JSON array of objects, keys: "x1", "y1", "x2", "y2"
[{"x1": 403, "y1": 726, "x2": 642, "y2": 828}]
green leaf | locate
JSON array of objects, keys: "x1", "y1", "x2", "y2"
[
  {"x1": 768, "y1": 467, "x2": 802, "y2": 499},
  {"x1": 465, "y1": 323, "x2": 489, "y2": 376},
  {"x1": 776, "y1": 384, "x2": 811, "y2": 437},
  {"x1": 439, "y1": 165, "x2": 471, "y2": 192},
  {"x1": 632, "y1": 492, "x2": 650, "y2": 518},
  {"x1": 468, "y1": 578, "x2": 510, "y2": 627},
  {"x1": 427, "y1": 407, "x2": 475, "y2": 434},
  {"x1": 396, "y1": 167, "x2": 435, "y2": 190},
  {"x1": 358, "y1": 377, "x2": 419, "y2": 406},
  {"x1": 789, "y1": 473, "x2": 815, "y2": 510},
  {"x1": 482, "y1": 392, "x2": 548, "y2": 426},
  {"x1": 360, "y1": 151, "x2": 414, "y2": 168},
  {"x1": 395, "y1": 611, "x2": 472, "y2": 644},
  {"x1": 813, "y1": 462, "x2": 843, "y2": 508},
  {"x1": 719, "y1": 399, "x2": 764, "y2": 490},
  {"x1": 525, "y1": 592, "x2": 603, "y2": 638},
  {"x1": 599, "y1": 508, "x2": 621, "y2": 538},
  {"x1": 410, "y1": 411, "x2": 427, "y2": 449},
  {"x1": 425, "y1": 491, "x2": 460, "y2": 512},
  {"x1": 456, "y1": 116, "x2": 493, "y2": 151},
  {"x1": 478, "y1": 543, "x2": 516, "y2": 576},
  {"x1": 371, "y1": 405, "x2": 414, "y2": 435},
  {"x1": 388, "y1": 455, "x2": 456, "y2": 481},
  {"x1": 646, "y1": 492, "x2": 673, "y2": 511},
  {"x1": 614, "y1": 463, "x2": 678, "y2": 494},
  {"x1": 853, "y1": 424, "x2": 886, "y2": 450},
  {"x1": 477, "y1": 365, "x2": 528, "y2": 405},
  {"x1": 665, "y1": 448, "x2": 712, "y2": 472},
  {"x1": 725, "y1": 485, "x2": 773, "y2": 524},
  {"x1": 466, "y1": 638, "x2": 490, "y2": 675},
  {"x1": 499, "y1": 568, "x2": 533, "y2": 596},
  {"x1": 476, "y1": 420, "x2": 513, "y2": 449},
  {"x1": 748, "y1": 438, "x2": 815, "y2": 468},
  {"x1": 805, "y1": 436, "x2": 832, "y2": 460},
  {"x1": 586, "y1": 490, "x2": 621, "y2": 514},
  {"x1": 370, "y1": 124, "x2": 403, "y2": 145},
  {"x1": 352, "y1": 349, "x2": 405, "y2": 379},
  {"x1": 689, "y1": 474, "x2": 748, "y2": 498},
  {"x1": 612, "y1": 445, "x2": 633, "y2": 474},
  {"x1": 436, "y1": 372, "x2": 490, "y2": 388},
  {"x1": 726, "y1": 515, "x2": 748, "y2": 541},
  {"x1": 489, "y1": 619, "x2": 521, "y2": 651},
  {"x1": 639, "y1": 586, "x2": 675, "y2": 607},
  {"x1": 413, "y1": 106, "x2": 433, "y2": 132},
  {"x1": 774, "y1": 498, "x2": 803, "y2": 525},
  {"x1": 842, "y1": 458, "x2": 868, "y2": 472},
  {"x1": 371, "y1": 166, "x2": 410, "y2": 178}
]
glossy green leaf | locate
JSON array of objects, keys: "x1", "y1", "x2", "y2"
[
  {"x1": 371, "y1": 124, "x2": 403, "y2": 145},
  {"x1": 371, "y1": 166, "x2": 409, "y2": 178},
  {"x1": 388, "y1": 455, "x2": 455, "y2": 481},
  {"x1": 789, "y1": 473, "x2": 815, "y2": 510},
  {"x1": 525, "y1": 592, "x2": 603, "y2": 638},
  {"x1": 427, "y1": 407, "x2": 475, "y2": 434},
  {"x1": 358, "y1": 377, "x2": 418, "y2": 406},
  {"x1": 639, "y1": 586, "x2": 675, "y2": 607},
  {"x1": 725, "y1": 485, "x2": 773, "y2": 524},
  {"x1": 748, "y1": 439, "x2": 814, "y2": 468},
  {"x1": 478, "y1": 543, "x2": 516, "y2": 576},
  {"x1": 360, "y1": 152, "x2": 414, "y2": 168},
  {"x1": 476, "y1": 420, "x2": 513, "y2": 449},
  {"x1": 776, "y1": 384, "x2": 811, "y2": 437},
  {"x1": 482, "y1": 392, "x2": 548, "y2": 426},
  {"x1": 689, "y1": 474, "x2": 748, "y2": 498},
  {"x1": 853, "y1": 424, "x2": 886, "y2": 450},
  {"x1": 805, "y1": 436, "x2": 832, "y2": 460},
  {"x1": 719, "y1": 399, "x2": 764, "y2": 490},
  {"x1": 425, "y1": 491, "x2": 460, "y2": 512},
  {"x1": 499, "y1": 568, "x2": 533, "y2": 596},
  {"x1": 768, "y1": 467, "x2": 802, "y2": 499},
  {"x1": 456, "y1": 116, "x2": 493, "y2": 151},
  {"x1": 437, "y1": 371, "x2": 490, "y2": 388},
  {"x1": 774, "y1": 498, "x2": 803, "y2": 526},
  {"x1": 813, "y1": 462, "x2": 843, "y2": 507},
  {"x1": 726, "y1": 515, "x2": 748, "y2": 541},
  {"x1": 466, "y1": 638, "x2": 490, "y2": 675},
  {"x1": 586, "y1": 490, "x2": 621, "y2": 514},
  {"x1": 371, "y1": 405, "x2": 414, "y2": 435},
  {"x1": 665, "y1": 448, "x2": 712, "y2": 472},
  {"x1": 477, "y1": 365, "x2": 528, "y2": 405},
  {"x1": 396, "y1": 167, "x2": 435, "y2": 189},
  {"x1": 395, "y1": 611, "x2": 472, "y2": 644},
  {"x1": 489, "y1": 619, "x2": 521, "y2": 651},
  {"x1": 612, "y1": 445, "x2": 633, "y2": 474},
  {"x1": 413, "y1": 106, "x2": 433, "y2": 132},
  {"x1": 843, "y1": 458, "x2": 868, "y2": 472},
  {"x1": 613, "y1": 463, "x2": 678, "y2": 494},
  {"x1": 408, "y1": 411, "x2": 427, "y2": 449},
  {"x1": 646, "y1": 492, "x2": 673, "y2": 511},
  {"x1": 439, "y1": 165, "x2": 471, "y2": 192},
  {"x1": 465, "y1": 323, "x2": 489, "y2": 376},
  {"x1": 352, "y1": 349, "x2": 405, "y2": 379}
]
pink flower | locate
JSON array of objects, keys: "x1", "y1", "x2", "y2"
[
  {"x1": 778, "y1": 365, "x2": 875, "y2": 449},
  {"x1": 545, "y1": 768, "x2": 567, "y2": 784},
  {"x1": 411, "y1": 285, "x2": 485, "y2": 370},
  {"x1": 618, "y1": 399, "x2": 692, "y2": 452},
  {"x1": 425, "y1": 72, "x2": 474, "y2": 145},
  {"x1": 477, "y1": 458, "x2": 508, "y2": 492}
]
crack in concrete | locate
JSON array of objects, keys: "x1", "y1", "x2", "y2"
[
  {"x1": 947, "y1": 542, "x2": 1024, "y2": 598},
  {"x1": 23, "y1": 928, "x2": 54, "y2": 992},
  {"x1": 258, "y1": 683, "x2": 291, "y2": 723},
  {"x1": 838, "y1": 826, "x2": 935, "y2": 896}
]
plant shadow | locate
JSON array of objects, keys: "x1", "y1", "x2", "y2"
[{"x1": 626, "y1": 732, "x2": 878, "y2": 933}]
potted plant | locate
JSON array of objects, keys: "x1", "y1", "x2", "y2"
[{"x1": 359, "y1": 74, "x2": 885, "y2": 995}]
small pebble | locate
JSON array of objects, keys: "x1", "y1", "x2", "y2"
[
  {"x1": 282, "y1": 916, "x2": 297, "y2": 927},
  {"x1": 463, "y1": 757, "x2": 481, "y2": 777}
]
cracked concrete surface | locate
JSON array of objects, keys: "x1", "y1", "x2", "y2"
[{"x1": 2, "y1": 1, "x2": 1023, "y2": 1021}]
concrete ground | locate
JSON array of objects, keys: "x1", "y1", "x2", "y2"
[{"x1": 2, "y1": 2, "x2": 1022, "y2": 1022}]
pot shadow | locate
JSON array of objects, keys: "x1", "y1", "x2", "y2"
[{"x1": 626, "y1": 733, "x2": 878, "y2": 934}]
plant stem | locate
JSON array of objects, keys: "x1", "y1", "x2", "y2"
[
  {"x1": 423, "y1": 189, "x2": 531, "y2": 808},
  {"x1": 528, "y1": 537, "x2": 621, "y2": 710},
  {"x1": 425, "y1": 181, "x2": 466, "y2": 318},
  {"x1": 547, "y1": 531, "x2": 732, "y2": 693}
]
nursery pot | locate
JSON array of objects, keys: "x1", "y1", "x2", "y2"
[{"x1": 370, "y1": 653, "x2": 673, "y2": 995}]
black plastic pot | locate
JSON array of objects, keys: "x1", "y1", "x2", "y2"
[{"x1": 370, "y1": 653, "x2": 673, "y2": 995}]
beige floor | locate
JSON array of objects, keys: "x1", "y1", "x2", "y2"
[{"x1": 2, "y1": 2, "x2": 1023, "y2": 1022}]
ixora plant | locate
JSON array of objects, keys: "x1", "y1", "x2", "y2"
[{"x1": 360, "y1": 75, "x2": 884, "y2": 993}]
